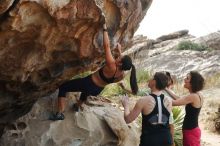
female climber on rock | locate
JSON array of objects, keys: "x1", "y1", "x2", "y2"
[{"x1": 50, "y1": 23, "x2": 138, "y2": 120}]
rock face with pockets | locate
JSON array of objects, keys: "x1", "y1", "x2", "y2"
[{"x1": 0, "y1": 0, "x2": 153, "y2": 135}]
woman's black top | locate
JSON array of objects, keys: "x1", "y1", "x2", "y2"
[
  {"x1": 183, "y1": 104, "x2": 201, "y2": 130},
  {"x1": 140, "y1": 94, "x2": 172, "y2": 146},
  {"x1": 183, "y1": 94, "x2": 202, "y2": 130},
  {"x1": 98, "y1": 66, "x2": 117, "y2": 83}
]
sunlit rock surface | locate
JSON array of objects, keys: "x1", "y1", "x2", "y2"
[
  {"x1": 194, "y1": 32, "x2": 220, "y2": 50},
  {"x1": 125, "y1": 31, "x2": 220, "y2": 78},
  {"x1": 0, "y1": 0, "x2": 153, "y2": 135},
  {"x1": 0, "y1": 92, "x2": 139, "y2": 146}
]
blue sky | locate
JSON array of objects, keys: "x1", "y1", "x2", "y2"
[{"x1": 135, "y1": 0, "x2": 220, "y2": 39}]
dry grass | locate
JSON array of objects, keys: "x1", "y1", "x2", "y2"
[
  {"x1": 198, "y1": 73, "x2": 220, "y2": 132},
  {"x1": 200, "y1": 88, "x2": 220, "y2": 132},
  {"x1": 204, "y1": 73, "x2": 220, "y2": 89}
]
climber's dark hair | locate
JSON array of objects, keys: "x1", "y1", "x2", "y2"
[
  {"x1": 154, "y1": 72, "x2": 168, "y2": 90},
  {"x1": 165, "y1": 71, "x2": 173, "y2": 87},
  {"x1": 121, "y1": 55, "x2": 132, "y2": 71},
  {"x1": 121, "y1": 55, "x2": 138, "y2": 94},
  {"x1": 189, "y1": 71, "x2": 205, "y2": 93}
]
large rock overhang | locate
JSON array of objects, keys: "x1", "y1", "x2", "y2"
[{"x1": 0, "y1": 0, "x2": 153, "y2": 134}]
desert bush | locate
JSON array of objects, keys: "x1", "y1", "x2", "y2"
[
  {"x1": 100, "y1": 84, "x2": 126, "y2": 97},
  {"x1": 173, "y1": 107, "x2": 185, "y2": 146},
  {"x1": 204, "y1": 73, "x2": 220, "y2": 89},
  {"x1": 72, "y1": 71, "x2": 92, "y2": 79},
  {"x1": 124, "y1": 69, "x2": 151, "y2": 84},
  {"x1": 101, "y1": 69, "x2": 151, "y2": 97},
  {"x1": 177, "y1": 41, "x2": 211, "y2": 51},
  {"x1": 136, "y1": 69, "x2": 151, "y2": 84}
]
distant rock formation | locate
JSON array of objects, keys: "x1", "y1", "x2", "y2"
[
  {"x1": 194, "y1": 32, "x2": 220, "y2": 50},
  {"x1": 0, "y1": 92, "x2": 139, "y2": 146},
  {"x1": 155, "y1": 29, "x2": 189, "y2": 42},
  {"x1": 0, "y1": 0, "x2": 153, "y2": 135},
  {"x1": 125, "y1": 30, "x2": 220, "y2": 78}
]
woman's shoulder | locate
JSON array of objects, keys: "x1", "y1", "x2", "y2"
[
  {"x1": 140, "y1": 95, "x2": 156, "y2": 103},
  {"x1": 163, "y1": 94, "x2": 172, "y2": 102},
  {"x1": 189, "y1": 93, "x2": 202, "y2": 99},
  {"x1": 187, "y1": 93, "x2": 203, "y2": 104}
]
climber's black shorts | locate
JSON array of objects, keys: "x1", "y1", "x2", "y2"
[
  {"x1": 58, "y1": 75, "x2": 104, "y2": 101},
  {"x1": 139, "y1": 129, "x2": 172, "y2": 146}
]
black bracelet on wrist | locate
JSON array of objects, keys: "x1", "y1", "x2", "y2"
[{"x1": 103, "y1": 28, "x2": 107, "y2": 31}]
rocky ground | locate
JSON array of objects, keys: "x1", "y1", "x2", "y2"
[
  {"x1": 200, "y1": 88, "x2": 220, "y2": 146},
  {"x1": 0, "y1": 91, "x2": 139, "y2": 146}
]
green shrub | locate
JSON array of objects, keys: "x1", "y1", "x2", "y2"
[
  {"x1": 100, "y1": 84, "x2": 126, "y2": 97},
  {"x1": 137, "y1": 88, "x2": 150, "y2": 96},
  {"x1": 72, "y1": 71, "x2": 92, "y2": 79},
  {"x1": 136, "y1": 69, "x2": 151, "y2": 84},
  {"x1": 124, "y1": 69, "x2": 151, "y2": 84},
  {"x1": 173, "y1": 107, "x2": 185, "y2": 146},
  {"x1": 177, "y1": 41, "x2": 211, "y2": 51},
  {"x1": 97, "y1": 69, "x2": 152, "y2": 97}
]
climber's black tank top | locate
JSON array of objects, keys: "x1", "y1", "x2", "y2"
[
  {"x1": 183, "y1": 94, "x2": 202, "y2": 130},
  {"x1": 140, "y1": 94, "x2": 172, "y2": 146},
  {"x1": 98, "y1": 65, "x2": 117, "y2": 83}
]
